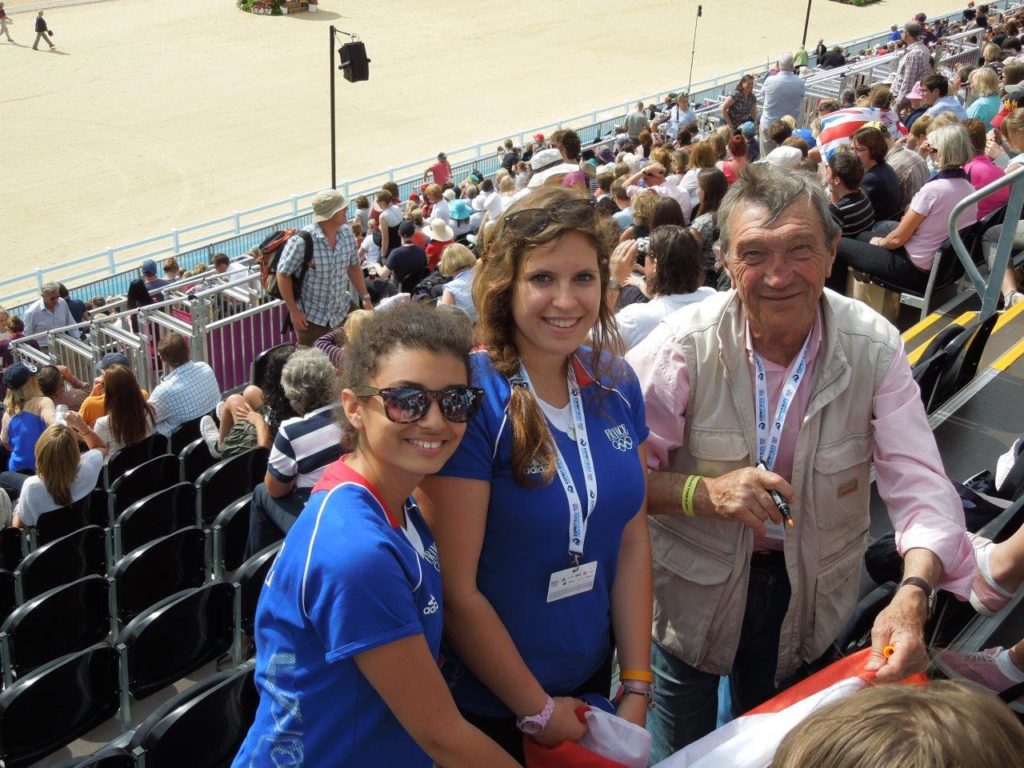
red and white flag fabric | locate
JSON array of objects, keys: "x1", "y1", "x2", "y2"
[
  {"x1": 818, "y1": 107, "x2": 907, "y2": 159},
  {"x1": 652, "y1": 649, "x2": 928, "y2": 768}
]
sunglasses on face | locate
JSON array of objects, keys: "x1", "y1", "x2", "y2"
[
  {"x1": 502, "y1": 198, "x2": 597, "y2": 237},
  {"x1": 353, "y1": 384, "x2": 484, "y2": 424}
]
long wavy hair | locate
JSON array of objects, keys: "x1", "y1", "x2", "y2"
[
  {"x1": 103, "y1": 365, "x2": 155, "y2": 448},
  {"x1": 473, "y1": 185, "x2": 620, "y2": 485}
]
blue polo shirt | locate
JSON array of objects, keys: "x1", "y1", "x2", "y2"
[
  {"x1": 233, "y1": 459, "x2": 443, "y2": 768},
  {"x1": 436, "y1": 349, "x2": 649, "y2": 716}
]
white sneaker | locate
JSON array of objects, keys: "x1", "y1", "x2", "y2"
[{"x1": 200, "y1": 415, "x2": 222, "y2": 459}]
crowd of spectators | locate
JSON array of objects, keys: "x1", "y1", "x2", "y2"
[{"x1": 3, "y1": 4, "x2": 1024, "y2": 766}]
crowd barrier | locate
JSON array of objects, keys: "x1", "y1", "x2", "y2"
[{"x1": 4, "y1": 0, "x2": 1016, "y2": 312}]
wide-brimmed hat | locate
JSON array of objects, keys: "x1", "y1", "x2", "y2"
[
  {"x1": 4, "y1": 362, "x2": 37, "y2": 391},
  {"x1": 449, "y1": 199, "x2": 473, "y2": 221},
  {"x1": 311, "y1": 189, "x2": 347, "y2": 222},
  {"x1": 529, "y1": 148, "x2": 563, "y2": 172},
  {"x1": 423, "y1": 218, "x2": 454, "y2": 242}
]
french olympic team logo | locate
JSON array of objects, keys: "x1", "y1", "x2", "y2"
[{"x1": 605, "y1": 424, "x2": 633, "y2": 451}]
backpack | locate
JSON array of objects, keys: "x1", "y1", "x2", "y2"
[{"x1": 259, "y1": 229, "x2": 314, "y2": 301}]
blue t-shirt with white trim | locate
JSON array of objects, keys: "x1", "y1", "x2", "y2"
[
  {"x1": 232, "y1": 460, "x2": 443, "y2": 768},
  {"x1": 436, "y1": 349, "x2": 649, "y2": 717}
]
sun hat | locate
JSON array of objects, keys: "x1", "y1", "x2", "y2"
[
  {"x1": 442, "y1": 189, "x2": 456, "y2": 202},
  {"x1": 530, "y1": 148, "x2": 563, "y2": 172},
  {"x1": 907, "y1": 80, "x2": 927, "y2": 100},
  {"x1": 311, "y1": 189, "x2": 347, "y2": 222},
  {"x1": 4, "y1": 362, "x2": 37, "y2": 391},
  {"x1": 449, "y1": 199, "x2": 473, "y2": 221},
  {"x1": 423, "y1": 218, "x2": 455, "y2": 242}
]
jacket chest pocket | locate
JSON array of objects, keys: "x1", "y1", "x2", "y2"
[
  {"x1": 811, "y1": 432, "x2": 873, "y2": 537},
  {"x1": 688, "y1": 428, "x2": 750, "y2": 476}
]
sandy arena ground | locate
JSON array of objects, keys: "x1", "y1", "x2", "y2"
[{"x1": 1, "y1": 0, "x2": 967, "y2": 284}]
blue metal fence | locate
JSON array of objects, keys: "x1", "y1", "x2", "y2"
[{"x1": 4, "y1": 0, "x2": 1015, "y2": 313}]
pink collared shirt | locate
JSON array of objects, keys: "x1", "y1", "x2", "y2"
[{"x1": 626, "y1": 308, "x2": 974, "y2": 598}]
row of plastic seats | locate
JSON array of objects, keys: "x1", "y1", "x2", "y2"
[
  {"x1": 0, "y1": 540, "x2": 281, "y2": 767},
  {"x1": 910, "y1": 313, "x2": 997, "y2": 414}
]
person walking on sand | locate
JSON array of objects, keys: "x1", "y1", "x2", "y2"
[
  {"x1": 33, "y1": 11, "x2": 53, "y2": 51},
  {"x1": 0, "y1": 4, "x2": 14, "y2": 44}
]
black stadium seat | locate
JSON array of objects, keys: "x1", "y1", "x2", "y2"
[
  {"x1": 0, "y1": 644, "x2": 119, "y2": 767},
  {"x1": 229, "y1": 541, "x2": 282, "y2": 664},
  {"x1": 169, "y1": 415, "x2": 207, "y2": 455},
  {"x1": 13, "y1": 525, "x2": 106, "y2": 604},
  {"x1": 111, "y1": 526, "x2": 206, "y2": 628},
  {"x1": 104, "y1": 433, "x2": 169, "y2": 489},
  {"x1": 116, "y1": 581, "x2": 235, "y2": 728},
  {"x1": 114, "y1": 481, "x2": 197, "y2": 560},
  {"x1": 0, "y1": 575, "x2": 110, "y2": 686},
  {"x1": 31, "y1": 493, "x2": 94, "y2": 550},
  {"x1": 128, "y1": 660, "x2": 258, "y2": 768},
  {"x1": 179, "y1": 438, "x2": 218, "y2": 484},
  {"x1": 107, "y1": 452, "x2": 181, "y2": 522},
  {"x1": 195, "y1": 447, "x2": 269, "y2": 526},
  {"x1": 212, "y1": 494, "x2": 253, "y2": 579}
]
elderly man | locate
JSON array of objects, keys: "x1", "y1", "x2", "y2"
[
  {"x1": 759, "y1": 53, "x2": 806, "y2": 154},
  {"x1": 148, "y1": 332, "x2": 221, "y2": 437},
  {"x1": 626, "y1": 164, "x2": 974, "y2": 760},
  {"x1": 22, "y1": 282, "x2": 76, "y2": 348},
  {"x1": 277, "y1": 189, "x2": 373, "y2": 347},
  {"x1": 890, "y1": 21, "x2": 933, "y2": 107}
]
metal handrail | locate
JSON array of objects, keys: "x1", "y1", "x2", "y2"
[{"x1": 949, "y1": 162, "x2": 1024, "y2": 319}]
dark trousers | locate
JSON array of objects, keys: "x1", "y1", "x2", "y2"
[
  {"x1": 826, "y1": 232, "x2": 929, "y2": 295},
  {"x1": 296, "y1": 322, "x2": 330, "y2": 348},
  {"x1": 33, "y1": 31, "x2": 52, "y2": 49},
  {"x1": 458, "y1": 653, "x2": 613, "y2": 765},
  {"x1": 245, "y1": 484, "x2": 309, "y2": 558},
  {"x1": 647, "y1": 552, "x2": 796, "y2": 762},
  {"x1": 0, "y1": 470, "x2": 32, "y2": 501}
]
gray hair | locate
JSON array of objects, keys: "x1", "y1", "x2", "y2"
[
  {"x1": 779, "y1": 52, "x2": 795, "y2": 71},
  {"x1": 41, "y1": 282, "x2": 60, "y2": 297},
  {"x1": 928, "y1": 122, "x2": 973, "y2": 169},
  {"x1": 716, "y1": 164, "x2": 840, "y2": 258},
  {"x1": 904, "y1": 21, "x2": 922, "y2": 39},
  {"x1": 281, "y1": 347, "x2": 338, "y2": 415}
]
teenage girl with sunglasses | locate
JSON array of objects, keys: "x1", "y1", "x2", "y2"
[
  {"x1": 233, "y1": 304, "x2": 519, "y2": 768},
  {"x1": 418, "y1": 186, "x2": 653, "y2": 762}
]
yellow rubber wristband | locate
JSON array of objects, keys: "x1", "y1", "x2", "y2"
[
  {"x1": 681, "y1": 475, "x2": 701, "y2": 518},
  {"x1": 619, "y1": 668, "x2": 654, "y2": 684}
]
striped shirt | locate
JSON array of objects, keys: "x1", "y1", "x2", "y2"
[
  {"x1": 830, "y1": 190, "x2": 875, "y2": 237},
  {"x1": 267, "y1": 405, "x2": 344, "y2": 490}
]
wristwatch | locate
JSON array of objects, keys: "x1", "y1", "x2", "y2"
[
  {"x1": 898, "y1": 576, "x2": 936, "y2": 618},
  {"x1": 516, "y1": 696, "x2": 555, "y2": 735}
]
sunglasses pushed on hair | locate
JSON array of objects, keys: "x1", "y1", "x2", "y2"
[
  {"x1": 354, "y1": 385, "x2": 484, "y2": 424},
  {"x1": 502, "y1": 198, "x2": 597, "y2": 237}
]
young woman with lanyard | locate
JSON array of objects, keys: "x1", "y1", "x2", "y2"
[
  {"x1": 418, "y1": 186, "x2": 654, "y2": 762},
  {"x1": 232, "y1": 305, "x2": 520, "y2": 768}
]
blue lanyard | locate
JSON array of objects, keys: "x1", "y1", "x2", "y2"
[{"x1": 752, "y1": 332, "x2": 813, "y2": 472}]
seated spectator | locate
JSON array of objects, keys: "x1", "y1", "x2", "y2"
[
  {"x1": 689, "y1": 168, "x2": 729, "y2": 281},
  {"x1": 201, "y1": 345, "x2": 296, "y2": 459},
  {"x1": 375, "y1": 189, "x2": 404, "y2": 260},
  {"x1": 852, "y1": 126, "x2": 904, "y2": 222},
  {"x1": 772, "y1": 681, "x2": 1024, "y2": 768},
  {"x1": 212, "y1": 252, "x2": 244, "y2": 277},
  {"x1": 884, "y1": 130, "x2": 931, "y2": 212},
  {"x1": 11, "y1": 418, "x2": 106, "y2": 528},
  {"x1": 78, "y1": 352, "x2": 149, "y2": 428},
  {"x1": 624, "y1": 161, "x2": 693, "y2": 222},
  {"x1": 423, "y1": 218, "x2": 455, "y2": 272},
  {"x1": 1, "y1": 363, "x2": 56, "y2": 499},
  {"x1": 610, "y1": 177, "x2": 633, "y2": 232},
  {"x1": 92, "y1": 364, "x2": 156, "y2": 457},
  {"x1": 741, "y1": 120, "x2": 760, "y2": 162},
  {"x1": 0, "y1": 306, "x2": 9, "y2": 342},
  {"x1": 312, "y1": 309, "x2": 373, "y2": 372},
  {"x1": 140, "y1": 259, "x2": 170, "y2": 293},
  {"x1": 58, "y1": 283, "x2": 88, "y2": 324},
  {"x1": 967, "y1": 67, "x2": 1002, "y2": 129},
  {"x1": 147, "y1": 332, "x2": 221, "y2": 437},
  {"x1": 381, "y1": 220, "x2": 429, "y2": 294},
  {"x1": 550, "y1": 128, "x2": 588, "y2": 190},
  {"x1": 721, "y1": 134, "x2": 748, "y2": 184},
  {"x1": 922, "y1": 73, "x2": 969, "y2": 120},
  {"x1": 621, "y1": 189, "x2": 657, "y2": 244},
  {"x1": 825, "y1": 148, "x2": 876, "y2": 237},
  {"x1": 438, "y1": 244, "x2": 478, "y2": 322},
  {"x1": 125, "y1": 278, "x2": 154, "y2": 332},
  {"x1": 163, "y1": 257, "x2": 182, "y2": 282},
  {"x1": 449, "y1": 199, "x2": 474, "y2": 240},
  {"x1": 901, "y1": 81, "x2": 929, "y2": 131},
  {"x1": 22, "y1": 282, "x2": 76, "y2": 349},
  {"x1": 246, "y1": 348, "x2": 345, "y2": 555},
  {"x1": 679, "y1": 140, "x2": 719, "y2": 209},
  {"x1": 613, "y1": 227, "x2": 715, "y2": 351},
  {"x1": 963, "y1": 117, "x2": 1010, "y2": 221},
  {"x1": 37, "y1": 364, "x2": 90, "y2": 412},
  {"x1": 423, "y1": 183, "x2": 450, "y2": 225},
  {"x1": 827, "y1": 123, "x2": 978, "y2": 295}
]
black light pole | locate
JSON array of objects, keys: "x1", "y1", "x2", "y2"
[
  {"x1": 802, "y1": 0, "x2": 813, "y2": 48},
  {"x1": 330, "y1": 25, "x2": 337, "y2": 190},
  {"x1": 687, "y1": 5, "x2": 703, "y2": 93}
]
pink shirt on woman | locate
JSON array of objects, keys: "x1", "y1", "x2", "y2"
[
  {"x1": 964, "y1": 155, "x2": 1009, "y2": 222},
  {"x1": 905, "y1": 177, "x2": 978, "y2": 271}
]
